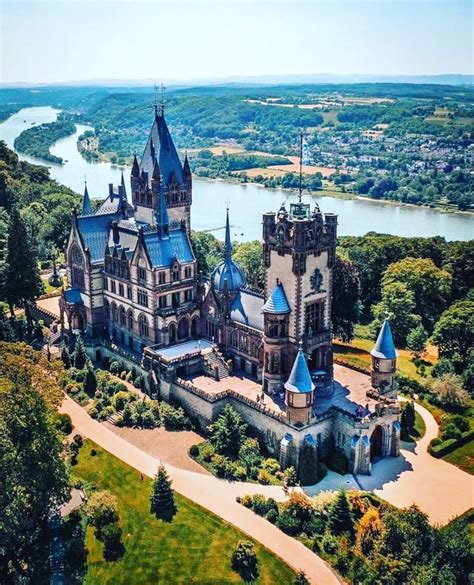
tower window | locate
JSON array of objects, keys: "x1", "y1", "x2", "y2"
[
  {"x1": 305, "y1": 301, "x2": 325, "y2": 335},
  {"x1": 137, "y1": 288, "x2": 148, "y2": 307},
  {"x1": 158, "y1": 272, "x2": 166, "y2": 284},
  {"x1": 138, "y1": 266, "x2": 147, "y2": 283},
  {"x1": 119, "y1": 283, "x2": 124, "y2": 297}
]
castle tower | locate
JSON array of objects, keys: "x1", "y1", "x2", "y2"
[
  {"x1": 370, "y1": 318, "x2": 398, "y2": 398},
  {"x1": 131, "y1": 106, "x2": 192, "y2": 230},
  {"x1": 284, "y1": 342, "x2": 315, "y2": 425},
  {"x1": 262, "y1": 279, "x2": 291, "y2": 393},
  {"x1": 263, "y1": 199, "x2": 337, "y2": 392}
]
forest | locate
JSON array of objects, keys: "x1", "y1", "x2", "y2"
[{"x1": 13, "y1": 118, "x2": 76, "y2": 164}]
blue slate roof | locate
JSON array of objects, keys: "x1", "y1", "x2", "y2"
[
  {"x1": 212, "y1": 259, "x2": 246, "y2": 293},
  {"x1": 230, "y1": 289, "x2": 264, "y2": 331},
  {"x1": 140, "y1": 112, "x2": 184, "y2": 185},
  {"x1": 77, "y1": 213, "x2": 117, "y2": 263},
  {"x1": 144, "y1": 228, "x2": 193, "y2": 268},
  {"x1": 284, "y1": 345, "x2": 315, "y2": 394},
  {"x1": 82, "y1": 183, "x2": 92, "y2": 215},
  {"x1": 370, "y1": 319, "x2": 397, "y2": 360},
  {"x1": 63, "y1": 288, "x2": 83, "y2": 304},
  {"x1": 262, "y1": 282, "x2": 291, "y2": 314}
]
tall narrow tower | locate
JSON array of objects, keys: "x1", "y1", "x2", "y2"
[
  {"x1": 370, "y1": 319, "x2": 398, "y2": 398},
  {"x1": 131, "y1": 105, "x2": 192, "y2": 230}
]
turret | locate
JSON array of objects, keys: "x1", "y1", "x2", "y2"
[
  {"x1": 284, "y1": 342, "x2": 314, "y2": 425},
  {"x1": 183, "y1": 152, "x2": 192, "y2": 189},
  {"x1": 370, "y1": 318, "x2": 398, "y2": 398},
  {"x1": 82, "y1": 181, "x2": 92, "y2": 215},
  {"x1": 131, "y1": 154, "x2": 140, "y2": 177}
]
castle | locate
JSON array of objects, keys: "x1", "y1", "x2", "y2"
[{"x1": 61, "y1": 106, "x2": 400, "y2": 477}]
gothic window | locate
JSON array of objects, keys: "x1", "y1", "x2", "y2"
[
  {"x1": 119, "y1": 306, "x2": 126, "y2": 327},
  {"x1": 138, "y1": 314, "x2": 149, "y2": 338},
  {"x1": 158, "y1": 271, "x2": 166, "y2": 284},
  {"x1": 230, "y1": 330, "x2": 238, "y2": 348},
  {"x1": 127, "y1": 309, "x2": 134, "y2": 331},
  {"x1": 183, "y1": 289, "x2": 192, "y2": 303},
  {"x1": 70, "y1": 245, "x2": 85, "y2": 290},
  {"x1": 119, "y1": 283, "x2": 124, "y2": 297},
  {"x1": 240, "y1": 335, "x2": 248, "y2": 353},
  {"x1": 103, "y1": 277, "x2": 108, "y2": 291},
  {"x1": 137, "y1": 256, "x2": 147, "y2": 283},
  {"x1": 159, "y1": 295, "x2": 168, "y2": 309},
  {"x1": 111, "y1": 302, "x2": 118, "y2": 323},
  {"x1": 305, "y1": 300, "x2": 325, "y2": 335},
  {"x1": 104, "y1": 299, "x2": 110, "y2": 319},
  {"x1": 137, "y1": 288, "x2": 148, "y2": 307},
  {"x1": 110, "y1": 280, "x2": 116, "y2": 294},
  {"x1": 127, "y1": 286, "x2": 132, "y2": 300},
  {"x1": 172, "y1": 292, "x2": 180, "y2": 308},
  {"x1": 184, "y1": 266, "x2": 192, "y2": 279},
  {"x1": 172, "y1": 262, "x2": 180, "y2": 282}
]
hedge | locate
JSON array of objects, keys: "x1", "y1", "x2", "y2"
[{"x1": 428, "y1": 430, "x2": 474, "y2": 458}]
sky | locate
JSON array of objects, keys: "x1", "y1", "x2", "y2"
[{"x1": 1, "y1": 0, "x2": 472, "y2": 84}]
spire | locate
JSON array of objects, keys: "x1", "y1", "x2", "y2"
[
  {"x1": 156, "y1": 189, "x2": 169, "y2": 237},
  {"x1": 183, "y1": 151, "x2": 191, "y2": 176},
  {"x1": 284, "y1": 342, "x2": 315, "y2": 394},
  {"x1": 371, "y1": 318, "x2": 397, "y2": 360},
  {"x1": 131, "y1": 154, "x2": 139, "y2": 177},
  {"x1": 82, "y1": 181, "x2": 92, "y2": 215},
  {"x1": 224, "y1": 207, "x2": 232, "y2": 262},
  {"x1": 119, "y1": 170, "x2": 127, "y2": 199},
  {"x1": 152, "y1": 156, "x2": 161, "y2": 182}
]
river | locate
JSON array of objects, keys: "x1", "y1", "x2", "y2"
[{"x1": 1, "y1": 106, "x2": 472, "y2": 242}]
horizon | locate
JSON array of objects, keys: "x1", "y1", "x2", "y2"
[{"x1": 1, "y1": 0, "x2": 472, "y2": 85}]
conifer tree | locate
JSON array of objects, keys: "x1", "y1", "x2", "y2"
[
  {"x1": 73, "y1": 335, "x2": 88, "y2": 370},
  {"x1": 293, "y1": 571, "x2": 310, "y2": 585},
  {"x1": 328, "y1": 489, "x2": 354, "y2": 537},
  {"x1": 150, "y1": 465, "x2": 175, "y2": 517},
  {"x1": 84, "y1": 367, "x2": 97, "y2": 395},
  {"x1": 400, "y1": 401, "x2": 416, "y2": 437},
  {"x1": 4, "y1": 206, "x2": 43, "y2": 322},
  {"x1": 60, "y1": 343, "x2": 71, "y2": 369},
  {"x1": 299, "y1": 440, "x2": 318, "y2": 486}
]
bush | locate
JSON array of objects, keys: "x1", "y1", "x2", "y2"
[
  {"x1": 52, "y1": 412, "x2": 73, "y2": 435},
  {"x1": 109, "y1": 361, "x2": 121, "y2": 375},
  {"x1": 283, "y1": 466, "x2": 297, "y2": 486},
  {"x1": 261, "y1": 458, "x2": 280, "y2": 475},
  {"x1": 231, "y1": 541, "x2": 259, "y2": 582},
  {"x1": 85, "y1": 490, "x2": 119, "y2": 529},
  {"x1": 241, "y1": 494, "x2": 253, "y2": 508},
  {"x1": 441, "y1": 423, "x2": 462, "y2": 441},
  {"x1": 200, "y1": 443, "x2": 215, "y2": 462},
  {"x1": 447, "y1": 414, "x2": 470, "y2": 433},
  {"x1": 276, "y1": 510, "x2": 302, "y2": 536},
  {"x1": 429, "y1": 430, "x2": 474, "y2": 458},
  {"x1": 159, "y1": 401, "x2": 191, "y2": 430},
  {"x1": 430, "y1": 374, "x2": 470, "y2": 410},
  {"x1": 189, "y1": 444, "x2": 199, "y2": 457},
  {"x1": 234, "y1": 465, "x2": 247, "y2": 481},
  {"x1": 113, "y1": 391, "x2": 135, "y2": 411},
  {"x1": 211, "y1": 454, "x2": 235, "y2": 479},
  {"x1": 325, "y1": 448, "x2": 349, "y2": 475},
  {"x1": 250, "y1": 494, "x2": 274, "y2": 516},
  {"x1": 257, "y1": 469, "x2": 271, "y2": 485},
  {"x1": 321, "y1": 532, "x2": 338, "y2": 555},
  {"x1": 266, "y1": 508, "x2": 279, "y2": 523},
  {"x1": 98, "y1": 523, "x2": 125, "y2": 561}
]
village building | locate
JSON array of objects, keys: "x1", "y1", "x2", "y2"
[{"x1": 61, "y1": 107, "x2": 401, "y2": 477}]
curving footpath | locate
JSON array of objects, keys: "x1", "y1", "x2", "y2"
[
  {"x1": 356, "y1": 399, "x2": 474, "y2": 525},
  {"x1": 60, "y1": 396, "x2": 341, "y2": 585}
]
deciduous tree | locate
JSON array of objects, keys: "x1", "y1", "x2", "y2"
[{"x1": 331, "y1": 255, "x2": 360, "y2": 342}]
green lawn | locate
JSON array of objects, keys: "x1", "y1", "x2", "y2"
[
  {"x1": 402, "y1": 411, "x2": 426, "y2": 442},
  {"x1": 74, "y1": 440, "x2": 296, "y2": 584},
  {"x1": 443, "y1": 441, "x2": 474, "y2": 475}
]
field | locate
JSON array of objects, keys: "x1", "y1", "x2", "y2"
[{"x1": 74, "y1": 440, "x2": 295, "y2": 585}]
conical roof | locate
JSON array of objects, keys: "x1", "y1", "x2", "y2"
[
  {"x1": 82, "y1": 182, "x2": 92, "y2": 215},
  {"x1": 284, "y1": 344, "x2": 315, "y2": 394},
  {"x1": 262, "y1": 281, "x2": 290, "y2": 314},
  {"x1": 371, "y1": 318, "x2": 397, "y2": 359}
]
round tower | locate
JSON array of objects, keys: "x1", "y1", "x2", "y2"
[
  {"x1": 370, "y1": 318, "x2": 398, "y2": 398},
  {"x1": 284, "y1": 342, "x2": 315, "y2": 425},
  {"x1": 262, "y1": 279, "x2": 291, "y2": 394}
]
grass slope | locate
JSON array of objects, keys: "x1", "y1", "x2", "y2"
[{"x1": 74, "y1": 440, "x2": 295, "y2": 585}]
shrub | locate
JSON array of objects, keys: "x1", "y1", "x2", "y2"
[
  {"x1": 432, "y1": 358, "x2": 456, "y2": 379},
  {"x1": 98, "y1": 523, "x2": 125, "y2": 561},
  {"x1": 189, "y1": 444, "x2": 199, "y2": 457},
  {"x1": 283, "y1": 466, "x2": 297, "y2": 486},
  {"x1": 321, "y1": 532, "x2": 338, "y2": 555},
  {"x1": 85, "y1": 491, "x2": 119, "y2": 528},
  {"x1": 441, "y1": 423, "x2": 462, "y2": 441},
  {"x1": 276, "y1": 510, "x2": 302, "y2": 536},
  {"x1": 109, "y1": 361, "x2": 120, "y2": 375},
  {"x1": 312, "y1": 491, "x2": 337, "y2": 516},
  {"x1": 302, "y1": 516, "x2": 325, "y2": 537},
  {"x1": 113, "y1": 391, "x2": 135, "y2": 411},
  {"x1": 327, "y1": 489, "x2": 354, "y2": 536},
  {"x1": 211, "y1": 454, "x2": 235, "y2": 479},
  {"x1": 266, "y1": 508, "x2": 279, "y2": 523},
  {"x1": 447, "y1": 414, "x2": 470, "y2": 433},
  {"x1": 257, "y1": 469, "x2": 271, "y2": 485},
  {"x1": 159, "y1": 401, "x2": 191, "y2": 430},
  {"x1": 283, "y1": 492, "x2": 315, "y2": 522},
  {"x1": 90, "y1": 449, "x2": 97, "y2": 456},
  {"x1": 200, "y1": 443, "x2": 215, "y2": 462},
  {"x1": 231, "y1": 541, "x2": 259, "y2": 582},
  {"x1": 325, "y1": 448, "x2": 349, "y2": 475},
  {"x1": 239, "y1": 437, "x2": 262, "y2": 472},
  {"x1": 261, "y1": 458, "x2": 280, "y2": 475},
  {"x1": 240, "y1": 494, "x2": 253, "y2": 508},
  {"x1": 430, "y1": 374, "x2": 470, "y2": 410},
  {"x1": 52, "y1": 412, "x2": 73, "y2": 435},
  {"x1": 299, "y1": 439, "x2": 318, "y2": 485},
  {"x1": 250, "y1": 494, "x2": 271, "y2": 516},
  {"x1": 234, "y1": 465, "x2": 247, "y2": 481},
  {"x1": 208, "y1": 404, "x2": 247, "y2": 457},
  {"x1": 430, "y1": 437, "x2": 442, "y2": 447}
]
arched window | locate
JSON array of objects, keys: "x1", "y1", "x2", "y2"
[
  {"x1": 104, "y1": 299, "x2": 110, "y2": 320},
  {"x1": 111, "y1": 302, "x2": 118, "y2": 323},
  {"x1": 137, "y1": 256, "x2": 147, "y2": 283},
  {"x1": 178, "y1": 317, "x2": 189, "y2": 340},
  {"x1": 138, "y1": 314, "x2": 149, "y2": 338},
  {"x1": 169, "y1": 322, "x2": 177, "y2": 344},
  {"x1": 127, "y1": 309, "x2": 134, "y2": 331},
  {"x1": 119, "y1": 306, "x2": 126, "y2": 327},
  {"x1": 70, "y1": 245, "x2": 85, "y2": 289}
]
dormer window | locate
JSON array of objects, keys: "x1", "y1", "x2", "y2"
[{"x1": 172, "y1": 262, "x2": 180, "y2": 282}]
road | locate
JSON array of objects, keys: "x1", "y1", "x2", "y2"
[{"x1": 60, "y1": 395, "x2": 341, "y2": 585}]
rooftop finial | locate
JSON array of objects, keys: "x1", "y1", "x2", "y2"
[
  {"x1": 224, "y1": 206, "x2": 232, "y2": 262},
  {"x1": 159, "y1": 82, "x2": 166, "y2": 116},
  {"x1": 298, "y1": 130, "x2": 303, "y2": 204},
  {"x1": 82, "y1": 178, "x2": 92, "y2": 215},
  {"x1": 153, "y1": 83, "x2": 159, "y2": 117}
]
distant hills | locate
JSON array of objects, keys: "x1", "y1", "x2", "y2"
[{"x1": 2, "y1": 73, "x2": 473, "y2": 89}]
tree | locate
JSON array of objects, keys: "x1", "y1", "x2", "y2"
[
  {"x1": 293, "y1": 571, "x2": 310, "y2": 585},
  {"x1": 382, "y1": 257, "x2": 452, "y2": 332},
  {"x1": 190, "y1": 230, "x2": 222, "y2": 275},
  {"x1": 400, "y1": 401, "x2": 416, "y2": 437},
  {"x1": 4, "y1": 206, "x2": 43, "y2": 321},
  {"x1": 84, "y1": 367, "x2": 97, "y2": 395},
  {"x1": 208, "y1": 404, "x2": 247, "y2": 457},
  {"x1": 85, "y1": 491, "x2": 119, "y2": 529},
  {"x1": 0, "y1": 302, "x2": 14, "y2": 341},
  {"x1": 239, "y1": 437, "x2": 261, "y2": 473},
  {"x1": 430, "y1": 374, "x2": 470, "y2": 410},
  {"x1": 150, "y1": 464, "x2": 175, "y2": 518},
  {"x1": 355, "y1": 508, "x2": 384, "y2": 557},
  {"x1": 327, "y1": 489, "x2": 354, "y2": 536},
  {"x1": 233, "y1": 240, "x2": 264, "y2": 288},
  {"x1": 371, "y1": 282, "x2": 421, "y2": 345},
  {"x1": 299, "y1": 440, "x2": 319, "y2": 486},
  {"x1": 73, "y1": 335, "x2": 88, "y2": 370},
  {"x1": 98, "y1": 523, "x2": 124, "y2": 561},
  {"x1": 331, "y1": 255, "x2": 360, "y2": 342},
  {"x1": 231, "y1": 540, "x2": 259, "y2": 582},
  {"x1": 432, "y1": 300, "x2": 474, "y2": 368},
  {"x1": 61, "y1": 343, "x2": 71, "y2": 369},
  {"x1": 0, "y1": 377, "x2": 68, "y2": 583},
  {"x1": 406, "y1": 324, "x2": 428, "y2": 358}
]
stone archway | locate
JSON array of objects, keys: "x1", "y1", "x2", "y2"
[
  {"x1": 168, "y1": 323, "x2": 177, "y2": 345},
  {"x1": 178, "y1": 317, "x2": 190, "y2": 340},
  {"x1": 191, "y1": 317, "x2": 199, "y2": 338},
  {"x1": 370, "y1": 425, "x2": 383, "y2": 461}
]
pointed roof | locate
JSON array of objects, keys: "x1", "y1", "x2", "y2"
[
  {"x1": 139, "y1": 111, "x2": 184, "y2": 185},
  {"x1": 82, "y1": 182, "x2": 92, "y2": 215},
  {"x1": 371, "y1": 318, "x2": 397, "y2": 360},
  {"x1": 262, "y1": 281, "x2": 291, "y2": 314},
  {"x1": 152, "y1": 156, "x2": 161, "y2": 181},
  {"x1": 284, "y1": 343, "x2": 315, "y2": 394},
  {"x1": 131, "y1": 154, "x2": 140, "y2": 177},
  {"x1": 224, "y1": 207, "x2": 232, "y2": 262},
  {"x1": 183, "y1": 152, "x2": 191, "y2": 176}
]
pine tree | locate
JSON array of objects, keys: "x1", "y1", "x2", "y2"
[
  {"x1": 60, "y1": 344, "x2": 71, "y2": 369},
  {"x1": 208, "y1": 404, "x2": 247, "y2": 457},
  {"x1": 73, "y1": 335, "x2": 88, "y2": 370},
  {"x1": 328, "y1": 489, "x2": 354, "y2": 536},
  {"x1": 150, "y1": 465, "x2": 175, "y2": 517},
  {"x1": 4, "y1": 206, "x2": 43, "y2": 321},
  {"x1": 400, "y1": 401, "x2": 416, "y2": 437},
  {"x1": 84, "y1": 367, "x2": 97, "y2": 396},
  {"x1": 299, "y1": 440, "x2": 318, "y2": 486},
  {"x1": 293, "y1": 571, "x2": 310, "y2": 585}
]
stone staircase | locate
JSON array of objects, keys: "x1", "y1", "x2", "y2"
[
  {"x1": 47, "y1": 330, "x2": 62, "y2": 346},
  {"x1": 204, "y1": 349, "x2": 229, "y2": 380},
  {"x1": 106, "y1": 410, "x2": 124, "y2": 425}
]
